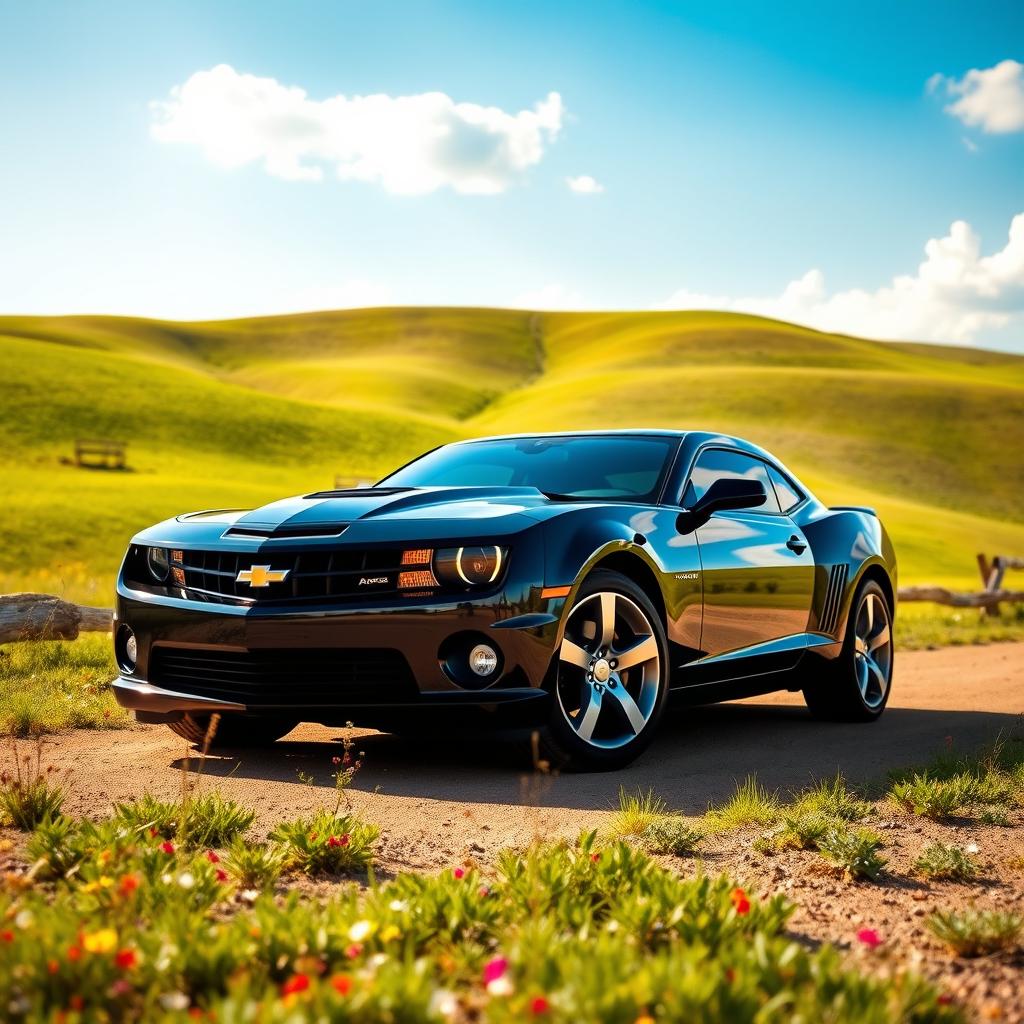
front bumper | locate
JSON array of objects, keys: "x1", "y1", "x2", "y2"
[{"x1": 112, "y1": 568, "x2": 563, "y2": 729}]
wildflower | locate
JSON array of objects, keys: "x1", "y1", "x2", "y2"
[
  {"x1": 635, "y1": 1016, "x2": 656, "y2": 1024},
  {"x1": 14, "y1": 909, "x2": 34, "y2": 929},
  {"x1": 328, "y1": 834, "x2": 350, "y2": 848},
  {"x1": 856, "y1": 927, "x2": 882, "y2": 949},
  {"x1": 484, "y1": 956, "x2": 513, "y2": 994},
  {"x1": 332, "y1": 756, "x2": 342, "y2": 765},
  {"x1": 429, "y1": 989, "x2": 458, "y2": 1018},
  {"x1": 380, "y1": 924, "x2": 401, "y2": 942},
  {"x1": 938, "y1": 994, "x2": 954, "y2": 1006},
  {"x1": 216, "y1": 869, "x2": 228, "y2": 883},
  {"x1": 110, "y1": 978, "x2": 133, "y2": 997},
  {"x1": 331, "y1": 974, "x2": 352, "y2": 995},
  {"x1": 149, "y1": 827, "x2": 160, "y2": 838},
  {"x1": 0, "y1": 930, "x2": 13, "y2": 943},
  {"x1": 488, "y1": 975, "x2": 514, "y2": 997},
  {"x1": 67, "y1": 945, "x2": 82, "y2": 962},
  {"x1": 47, "y1": 959, "x2": 59, "y2": 975},
  {"x1": 160, "y1": 993, "x2": 190, "y2": 1011},
  {"x1": 206, "y1": 850, "x2": 220, "y2": 863},
  {"x1": 115, "y1": 948, "x2": 138, "y2": 970},
  {"x1": 453, "y1": 867, "x2": 465, "y2": 879},
  {"x1": 281, "y1": 973, "x2": 310, "y2": 997},
  {"x1": 177, "y1": 872, "x2": 195, "y2": 889},
  {"x1": 70, "y1": 995, "x2": 85, "y2": 1011},
  {"x1": 82, "y1": 928, "x2": 118, "y2": 954},
  {"x1": 389, "y1": 899, "x2": 408, "y2": 912},
  {"x1": 730, "y1": 887, "x2": 751, "y2": 916},
  {"x1": 119, "y1": 874, "x2": 139, "y2": 896},
  {"x1": 479, "y1": 885, "x2": 491, "y2": 898},
  {"x1": 346, "y1": 943, "x2": 363, "y2": 959},
  {"x1": 590, "y1": 852, "x2": 601, "y2": 863},
  {"x1": 530, "y1": 994, "x2": 551, "y2": 1015},
  {"x1": 965, "y1": 842, "x2": 979, "y2": 855},
  {"x1": 343, "y1": 753, "x2": 352, "y2": 767},
  {"x1": 348, "y1": 919, "x2": 375, "y2": 942},
  {"x1": 160, "y1": 840, "x2": 175, "y2": 855}
]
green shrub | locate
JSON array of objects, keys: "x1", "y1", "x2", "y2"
[
  {"x1": 113, "y1": 792, "x2": 255, "y2": 848},
  {"x1": 607, "y1": 787, "x2": 668, "y2": 840},
  {"x1": 914, "y1": 842, "x2": 979, "y2": 882},
  {"x1": 890, "y1": 773, "x2": 976, "y2": 820},
  {"x1": 770, "y1": 812, "x2": 834, "y2": 852},
  {"x1": 222, "y1": 837, "x2": 284, "y2": 890},
  {"x1": 641, "y1": 816, "x2": 702, "y2": 856},
  {"x1": 818, "y1": 827, "x2": 887, "y2": 881},
  {"x1": 791, "y1": 773, "x2": 872, "y2": 822},
  {"x1": 927, "y1": 907, "x2": 1023, "y2": 957},
  {"x1": 0, "y1": 738, "x2": 66, "y2": 830},
  {"x1": 269, "y1": 809, "x2": 380, "y2": 875}
]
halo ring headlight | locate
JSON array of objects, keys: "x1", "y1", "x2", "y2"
[
  {"x1": 146, "y1": 546, "x2": 170, "y2": 582},
  {"x1": 434, "y1": 545, "x2": 506, "y2": 588}
]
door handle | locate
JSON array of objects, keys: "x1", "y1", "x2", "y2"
[{"x1": 786, "y1": 535, "x2": 807, "y2": 554}]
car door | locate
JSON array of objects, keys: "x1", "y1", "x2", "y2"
[{"x1": 684, "y1": 448, "x2": 815, "y2": 665}]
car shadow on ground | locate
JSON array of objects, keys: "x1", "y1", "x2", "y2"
[{"x1": 172, "y1": 700, "x2": 1022, "y2": 815}]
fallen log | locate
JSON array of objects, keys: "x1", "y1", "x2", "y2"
[
  {"x1": 0, "y1": 593, "x2": 113, "y2": 643},
  {"x1": 898, "y1": 586, "x2": 1024, "y2": 608}
]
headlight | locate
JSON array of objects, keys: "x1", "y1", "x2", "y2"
[
  {"x1": 146, "y1": 546, "x2": 170, "y2": 581},
  {"x1": 434, "y1": 545, "x2": 506, "y2": 587}
]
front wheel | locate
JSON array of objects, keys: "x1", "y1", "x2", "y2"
[
  {"x1": 539, "y1": 570, "x2": 669, "y2": 771},
  {"x1": 802, "y1": 578, "x2": 893, "y2": 722},
  {"x1": 167, "y1": 713, "x2": 298, "y2": 748}
]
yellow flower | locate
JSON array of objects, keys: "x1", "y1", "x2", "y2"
[
  {"x1": 82, "y1": 928, "x2": 118, "y2": 954},
  {"x1": 380, "y1": 925, "x2": 401, "y2": 943}
]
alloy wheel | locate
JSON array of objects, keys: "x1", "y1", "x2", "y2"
[
  {"x1": 852, "y1": 591, "x2": 892, "y2": 709},
  {"x1": 555, "y1": 590, "x2": 662, "y2": 750}
]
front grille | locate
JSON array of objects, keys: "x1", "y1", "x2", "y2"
[
  {"x1": 176, "y1": 548, "x2": 414, "y2": 604},
  {"x1": 150, "y1": 647, "x2": 418, "y2": 706}
]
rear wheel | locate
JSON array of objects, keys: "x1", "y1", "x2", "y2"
[
  {"x1": 167, "y1": 713, "x2": 298, "y2": 748},
  {"x1": 802, "y1": 578, "x2": 893, "y2": 721},
  {"x1": 538, "y1": 570, "x2": 669, "y2": 771}
]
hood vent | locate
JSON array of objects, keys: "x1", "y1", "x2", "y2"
[
  {"x1": 224, "y1": 523, "x2": 349, "y2": 540},
  {"x1": 304, "y1": 487, "x2": 411, "y2": 499}
]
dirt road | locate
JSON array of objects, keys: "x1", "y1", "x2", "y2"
[{"x1": 48, "y1": 643, "x2": 1023, "y2": 871}]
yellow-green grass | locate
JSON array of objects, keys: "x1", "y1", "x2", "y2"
[
  {"x1": 0, "y1": 634, "x2": 125, "y2": 736},
  {"x1": 2, "y1": 307, "x2": 1023, "y2": 605}
]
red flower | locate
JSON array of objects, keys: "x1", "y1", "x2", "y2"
[
  {"x1": 342, "y1": 753, "x2": 352, "y2": 767},
  {"x1": 453, "y1": 867, "x2": 465, "y2": 879},
  {"x1": 149, "y1": 827, "x2": 160, "y2": 838},
  {"x1": 856, "y1": 928, "x2": 882, "y2": 949},
  {"x1": 206, "y1": 850, "x2": 220, "y2": 863},
  {"x1": 725, "y1": 967, "x2": 736, "y2": 983},
  {"x1": 483, "y1": 956, "x2": 509, "y2": 984},
  {"x1": 590, "y1": 852, "x2": 601, "y2": 863},
  {"x1": 328, "y1": 834, "x2": 350, "y2": 848},
  {"x1": 730, "y1": 887, "x2": 751, "y2": 916},
  {"x1": 67, "y1": 945, "x2": 82, "y2": 962},
  {"x1": 0, "y1": 930, "x2": 13, "y2": 943},
  {"x1": 331, "y1": 974, "x2": 353, "y2": 996},
  {"x1": 70, "y1": 995, "x2": 85, "y2": 1011},
  {"x1": 332, "y1": 756, "x2": 342, "y2": 765},
  {"x1": 530, "y1": 995, "x2": 550, "y2": 1015},
  {"x1": 479, "y1": 885, "x2": 491, "y2": 898},
  {"x1": 215, "y1": 869, "x2": 228, "y2": 882},
  {"x1": 160, "y1": 840, "x2": 176, "y2": 855},
  {"x1": 938, "y1": 994, "x2": 954, "y2": 1006},
  {"x1": 47, "y1": 959, "x2": 59, "y2": 975},
  {"x1": 115, "y1": 948, "x2": 137, "y2": 970},
  {"x1": 345, "y1": 943, "x2": 363, "y2": 959},
  {"x1": 281, "y1": 973, "x2": 310, "y2": 997},
  {"x1": 119, "y1": 874, "x2": 139, "y2": 896}
]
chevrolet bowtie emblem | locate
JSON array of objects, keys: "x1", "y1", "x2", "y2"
[{"x1": 236, "y1": 565, "x2": 290, "y2": 587}]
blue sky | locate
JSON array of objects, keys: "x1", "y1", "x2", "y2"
[{"x1": 1, "y1": 1, "x2": 1022, "y2": 348}]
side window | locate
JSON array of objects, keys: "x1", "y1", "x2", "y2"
[
  {"x1": 682, "y1": 449, "x2": 781, "y2": 514},
  {"x1": 767, "y1": 465, "x2": 804, "y2": 513}
]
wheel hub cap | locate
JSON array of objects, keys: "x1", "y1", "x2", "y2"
[{"x1": 592, "y1": 658, "x2": 611, "y2": 682}]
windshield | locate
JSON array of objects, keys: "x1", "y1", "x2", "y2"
[{"x1": 380, "y1": 436, "x2": 678, "y2": 502}]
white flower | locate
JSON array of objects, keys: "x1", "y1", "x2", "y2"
[
  {"x1": 161, "y1": 873, "x2": 173, "y2": 885},
  {"x1": 965, "y1": 842, "x2": 980, "y2": 854},
  {"x1": 487, "y1": 975, "x2": 514, "y2": 997},
  {"x1": 428, "y1": 989, "x2": 458, "y2": 1018},
  {"x1": 177, "y1": 872, "x2": 195, "y2": 889},
  {"x1": 240, "y1": 889, "x2": 259, "y2": 903},
  {"x1": 389, "y1": 899, "x2": 408, "y2": 912},
  {"x1": 368, "y1": 953, "x2": 388, "y2": 970},
  {"x1": 14, "y1": 910, "x2": 34, "y2": 930},
  {"x1": 348, "y1": 919, "x2": 375, "y2": 942},
  {"x1": 160, "y1": 992, "x2": 190, "y2": 1011}
]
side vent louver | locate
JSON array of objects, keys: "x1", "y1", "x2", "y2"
[{"x1": 819, "y1": 564, "x2": 848, "y2": 636}]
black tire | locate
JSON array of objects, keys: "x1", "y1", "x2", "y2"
[
  {"x1": 802, "y1": 578, "x2": 893, "y2": 722},
  {"x1": 537, "y1": 569, "x2": 670, "y2": 771},
  {"x1": 167, "y1": 712, "x2": 298, "y2": 748}
]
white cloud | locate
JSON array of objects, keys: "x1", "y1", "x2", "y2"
[
  {"x1": 658, "y1": 213, "x2": 1024, "y2": 344},
  {"x1": 929, "y1": 59, "x2": 1024, "y2": 134},
  {"x1": 513, "y1": 284, "x2": 585, "y2": 310},
  {"x1": 151, "y1": 64, "x2": 564, "y2": 194},
  {"x1": 566, "y1": 174, "x2": 604, "y2": 194}
]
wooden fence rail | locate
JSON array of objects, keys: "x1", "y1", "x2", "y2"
[{"x1": 897, "y1": 586, "x2": 1024, "y2": 608}]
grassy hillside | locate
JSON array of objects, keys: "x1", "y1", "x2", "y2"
[{"x1": 1, "y1": 308, "x2": 1022, "y2": 602}]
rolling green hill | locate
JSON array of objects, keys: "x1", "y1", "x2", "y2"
[{"x1": 2, "y1": 308, "x2": 1022, "y2": 603}]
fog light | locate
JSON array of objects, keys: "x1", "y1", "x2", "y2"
[
  {"x1": 125, "y1": 632, "x2": 137, "y2": 667},
  {"x1": 469, "y1": 643, "x2": 498, "y2": 677}
]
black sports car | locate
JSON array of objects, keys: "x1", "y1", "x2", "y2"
[{"x1": 113, "y1": 431, "x2": 896, "y2": 770}]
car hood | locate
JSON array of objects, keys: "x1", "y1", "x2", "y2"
[{"x1": 134, "y1": 487, "x2": 599, "y2": 548}]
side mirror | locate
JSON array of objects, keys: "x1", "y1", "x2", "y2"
[{"x1": 676, "y1": 478, "x2": 767, "y2": 533}]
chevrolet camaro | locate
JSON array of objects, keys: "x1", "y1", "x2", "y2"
[{"x1": 112, "y1": 431, "x2": 897, "y2": 770}]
